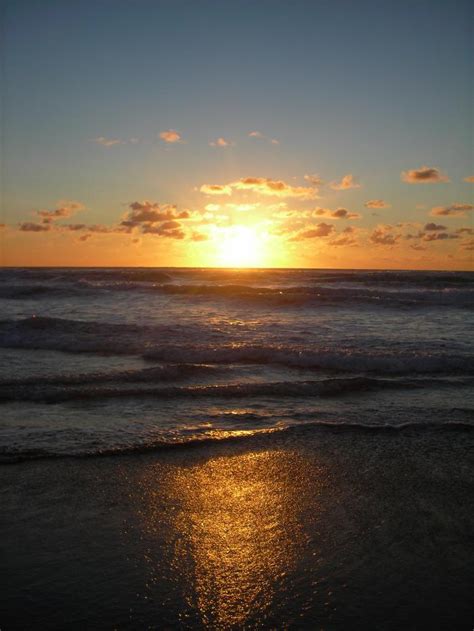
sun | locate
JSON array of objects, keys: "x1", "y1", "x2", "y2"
[{"x1": 216, "y1": 226, "x2": 267, "y2": 267}]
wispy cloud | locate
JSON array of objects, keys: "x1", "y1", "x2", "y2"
[
  {"x1": 37, "y1": 200, "x2": 85, "y2": 220},
  {"x1": 209, "y1": 137, "x2": 233, "y2": 148},
  {"x1": 304, "y1": 174, "x2": 325, "y2": 187},
  {"x1": 401, "y1": 166, "x2": 449, "y2": 184},
  {"x1": 200, "y1": 184, "x2": 233, "y2": 196},
  {"x1": 431, "y1": 203, "x2": 474, "y2": 217},
  {"x1": 91, "y1": 136, "x2": 124, "y2": 147},
  {"x1": 200, "y1": 177, "x2": 317, "y2": 199},
  {"x1": 248, "y1": 131, "x2": 279, "y2": 145},
  {"x1": 329, "y1": 174, "x2": 361, "y2": 191},
  {"x1": 364, "y1": 199, "x2": 391, "y2": 209},
  {"x1": 314, "y1": 207, "x2": 360, "y2": 220},
  {"x1": 159, "y1": 129, "x2": 182, "y2": 143}
]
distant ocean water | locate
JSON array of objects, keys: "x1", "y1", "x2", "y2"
[{"x1": 0, "y1": 267, "x2": 473, "y2": 461}]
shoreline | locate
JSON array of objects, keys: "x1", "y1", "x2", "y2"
[{"x1": 2, "y1": 428, "x2": 473, "y2": 629}]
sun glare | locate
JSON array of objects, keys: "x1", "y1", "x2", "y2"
[{"x1": 216, "y1": 226, "x2": 267, "y2": 267}]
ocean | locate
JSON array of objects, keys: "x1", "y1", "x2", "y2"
[
  {"x1": 1, "y1": 267, "x2": 474, "y2": 629},
  {"x1": 0, "y1": 267, "x2": 473, "y2": 460}
]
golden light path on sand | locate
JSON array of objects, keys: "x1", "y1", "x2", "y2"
[{"x1": 133, "y1": 445, "x2": 326, "y2": 628}]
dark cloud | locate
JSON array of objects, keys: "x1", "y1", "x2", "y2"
[
  {"x1": 370, "y1": 226, "x2": 400, "y2": 245},
  {"x1": 289, "y1": 222, "x2": 335, "y2": 241},
  {"x1": 424, "y1": 223, "x2": 447, "y2": 232},
  {"x1": 19, "y1": 222, "x2": 51, "y2": 232},
  {"x1": 401, "y1": 166, "x2": 449, "y2": 184},
  {"x1": 431, "y1": 203, "x2": 474, "y2": 217}
]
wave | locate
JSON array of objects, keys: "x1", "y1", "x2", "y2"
[
  {"x1": 0, "y1": 316, "x2": 223, "y2": 354},
  {"x1": 0, "y1": 376, "x2": 470, "y2": 404},
  {"x1": 0, "y1": 317, "x2": 471, "y2": 375},
  {"x1": 0, "y1": 363, "x2": 226, "y2": 388},
  {"x1": 1, "y1": 419, "x2": 472, "y2": 463},
  {"x1": 144, "y1": 344, "x2": 473, "y2": 375}
]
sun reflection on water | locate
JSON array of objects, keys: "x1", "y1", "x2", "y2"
[{"x1": 136, "y1": 448, "x2": 320, "y2": 628}]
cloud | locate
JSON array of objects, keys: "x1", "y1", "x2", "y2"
[
  {"x1": 456, "y1": 227, "x2": 474, "y2": 235},
  {"x1": 63, "y1": 223, "x2": 87, "y2": 231},
  {"x1": 431, "y1": 203, "x2": 474, "y2": 217},
  {"x1": 37, "y1": 200, "x2": 85, "y2": 220},
  {"x1": 191, "y1": 231, "x2": 209, "y2": 242},
  {"x1": 423, "y1": 232, "x2": 459, "y2": 242},
  {"x1": 314, "y1": 207, "x2": 360, "y2": 220},
  {"x1": 304, "y1": 174, "x2": 324, "y2": 187},
  {"x1": 463, "y1": 175, "x2": 474, "y2": 183},
  {"x1": 209, "y1": 137, "x2": 232, "y2": 148},
  {"x1": 159, "y1": 129, "x2": 182, "y2": 143},
  {"x1": 289, "y1": 222, "x2": 335, "y2": 241},
  {"x1": 122, "y1": 201, "x2": 189, "y2": 225},
  {"x1": 231, "y1": 177, "x2": 318, "y2": 199},
  {"x1": 424, "y1": 223, "x2": 447, "y2": 232},
  {"x1": 329, "y1": 174, "x2": 361, "y2": 191},
  {"x1": 142, "y1": 221, "x2": 185, "y2": 239},
  {"x1": 370, "y1": 225, "x2": 400, "y2": 246},
  {"x1": 248, "y1": 131, "x2": 279, "y2": 145},
  {"x1": 364, "y1": 199, "x2": 391, "y2": 209},
  {"x1": 19, "y1": 222, "x2": 51, "y2": 232},
  {"x1": 91, "y1": 136, "x2": 124, "y2": 147},
  {"x1": 461, "y1": 238, "x2": 474, "y2": 250},
  {"x1": 401, "y1": 166, "x2": 449, "y2": 184},
  {"x1": 200, "y1": 177, "x2": 317, "y2": 199},
  {"x1": 200, "y1": 184, "x2": 233, "y2": 196},
  {"x1": 329, "y1": 227, "x2": 359, "y2": 247}
]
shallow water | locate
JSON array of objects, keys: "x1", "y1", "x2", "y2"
[
  {"x1": 2, "y1": 428, "x2": 473, "y2": 629},
  {"x1": 0, "y1": 267, "x2": 472, "y2": 459}
]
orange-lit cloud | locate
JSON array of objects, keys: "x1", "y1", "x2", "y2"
[
  {"x1": 159, "y1": 129, "x2": 182, "y2": 143},
  {"x1": 430, "y1": 203, "x2": 474, "y2": 217},
  {"x1": 370, "y1": 225, "x2": 400, "y2": 246},
  {"x1": 463, "y1": 175, "x2": 474, "y2": 183},
  {"x1": 209, "y1": 137, "x2": 233, "y2": 148},
  {"x1": 232, "y1": 177, "x2": 317, "y2": 199},
  {"x1": 329, "y1": 174, "x2": 361, "y2": 190},
  {"x1": 37, "y1": 200, "x2": 85, "y2": 220},
  {"x1": 289, "y1": 222, "x2": 335, "y2": 241},
  {"x1": 191, "y1": 231, "x2": 209, "y2": 242},
  {"x1": 424, "y1": 223, "x2": 446, "y2": 232},
  {"x1": 364, "y1": 199, "x2": 391, "y2": 209},
  {"x1": 401, "y1": 166, "x2": 449, "y2": 183},
  {"x1": 200, "y1": 177, "x2": 317, "y2": 199},
  {"x1": 19, "y1": 222, "x2": 51, "y2": 232},
  {"x1": 91, "y1": 136, "x2": 124, "y2": 147},
  {"x1": 200, "y1": 184, "x2": 233, "y2": 196},
  {"x1": 314, "y1": 207, "x2": 360, "y2": 219},
  {"x1": 329, "y1": 226, "x2": 359, "y2": 247},
  {"x1": 304, "y1": 174, "x2": 324, "y2": 186}
]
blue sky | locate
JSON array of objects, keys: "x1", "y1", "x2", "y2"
[{"x1": 1, "y1": 0, "x2": 473, "y2": 267}]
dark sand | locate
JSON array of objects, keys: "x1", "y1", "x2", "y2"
[{"x1": 2, "y1": 427, "x2": 474, "y2": 630}]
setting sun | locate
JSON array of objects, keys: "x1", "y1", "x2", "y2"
[{"x1": 216, "y1": 226, "x2": 267, "y2": 268}]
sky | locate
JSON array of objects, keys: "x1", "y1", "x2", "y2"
[{"x1": 1, "y1": 0, "x2": 473, "y2": 269}]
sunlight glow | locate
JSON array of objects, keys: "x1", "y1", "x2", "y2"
[{"x1": 216, "y1": 226, "x2": 268, "y2": 268}]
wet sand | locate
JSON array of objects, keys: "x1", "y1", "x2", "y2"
[{"x1": 2, "y1": 427, "x2": 474, "y2": 630}]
